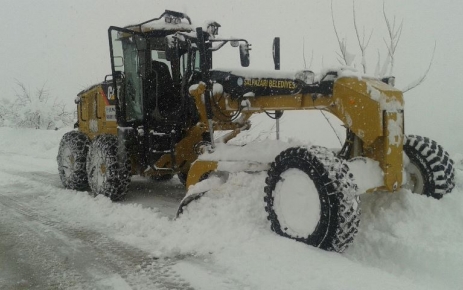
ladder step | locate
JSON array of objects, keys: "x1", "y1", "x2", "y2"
[{"x1": 152, "y1": 150, "x2": 173, "y2": 154}]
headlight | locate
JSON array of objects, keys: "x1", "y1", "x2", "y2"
[
  {"x1": 295, "y1": 70, "x2": 315, "y2": 85},
  {"x1": 165, "y1": 16, "x2": 181, "y2": 24},
  {"x1": 206, "y1": 21, "x2": 221, "y2": 36},
  {"x1": 381, "y1": 76, "x2": 395, "y2": 87}
]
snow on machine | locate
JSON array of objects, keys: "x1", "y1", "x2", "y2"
[{"x1": 57, "y1": 10, "x2": 455, "y2": 252}]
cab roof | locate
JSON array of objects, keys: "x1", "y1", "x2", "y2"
[{"x1": 123, "y1": 10, "x2": 194, "y2": 35}]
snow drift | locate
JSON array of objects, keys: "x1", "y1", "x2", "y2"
[{"x1": 0, "y1": 121, "x2": 462, "y2": 289}]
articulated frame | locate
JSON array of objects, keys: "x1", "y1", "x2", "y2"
[{"x1": 187, "y1": 77, "x2": 404, "y2": 192}]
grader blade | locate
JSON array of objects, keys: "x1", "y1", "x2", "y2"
[{"x1": 185, "y1": 160, "x2": 270, "y2": 189}]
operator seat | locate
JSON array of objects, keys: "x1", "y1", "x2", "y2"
[
  {"x1": 152, "y1": 61, "x2": 173, "y2": 91},
  {"x1": 149, "y1": 61, "x2": 181, "y2": 120}
]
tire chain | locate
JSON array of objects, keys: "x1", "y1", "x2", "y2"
[
  {"x1": 87, "y1": 134, "x2": 131, "y2": 201},
  {"x1": 405, "y1": 135, "x2": 455, "y2": 195},
  {"x1": 310, "y1": 146, "x2": 360, "y2": 252},
  {"x1": 264, "y1": 145, "x2": 360, "y2": 253},
  {"x1": 57, "y1": 131, "x2": 90, "y2": 190}
]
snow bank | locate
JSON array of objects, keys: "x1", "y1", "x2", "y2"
[
  {"x1": 0, "y1": 127, "x2": 66, "y2": 160},
  {"x1": 35, "y1": 172, "x2": 427, "y2": 289},
  {"x1": 1, "y1": 126, "x2": 462, "y2": 289},
  {"x1": 348, "y1": 187, "x2": 463, "y2": 290},
  {"x1": 39, "y1": 168, "x2": 463, "y2": 290}
]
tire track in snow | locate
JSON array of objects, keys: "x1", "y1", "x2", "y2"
[
  {"x1": 0, "y1": 167, "x2": 185, "y2": 218},
  {"x1": 0, "y1": 191, "x2": 194, "y2": 290}
]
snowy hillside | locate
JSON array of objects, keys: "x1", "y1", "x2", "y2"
[{"x1": 0, "y1": 118, "x2": 462, "y2": 289}]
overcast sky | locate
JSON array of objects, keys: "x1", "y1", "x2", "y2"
[{"x1": 1, "y1": 0, "x2": 462, "y2": 150}]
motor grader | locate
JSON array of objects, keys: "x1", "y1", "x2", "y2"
[{"x1": 57, "y1": 10, "x2": 455, "y2": 253}]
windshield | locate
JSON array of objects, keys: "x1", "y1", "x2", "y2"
[
  {"x1": 109, "y1": 29, "x2": 144, "y2": 122},
  {"x1": 122, "y1": 38, "x2": 144, "y2": 122},
  {"x1": 180, "y1": 50, "x2": 200, "y2": 76},
  {"x1": 109, "y1": 31, "x2": 206, "y2": 124}
]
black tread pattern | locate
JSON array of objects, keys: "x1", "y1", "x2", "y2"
[
  {"x1": 404, "y1": 135, "x2": 455, "y2": 199},
  {"x1": 86, "y1": 134, "x2": 131, "y2": 201},
  {"x1": 57, "y1": 131, "x2": 90, "y2": 190},
  {"x1": 264, "y1": 146, "x2": 360, "y2": 253}
]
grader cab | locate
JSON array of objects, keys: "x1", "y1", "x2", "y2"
[{"x1": 57, "y1": 10, "x2": 455, "y2": 252}]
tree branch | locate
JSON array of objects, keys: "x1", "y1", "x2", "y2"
[
  {"x1": 331, "y1": 0, "x2": 349, "y2": 66},
  {"x1": 353, "y1": 0, "x2": 373, "y2": 73},
  {"x1": 402, "y1": 41, "x2": 436, "y2": 93},
  {"x1": 382, "y1": 0, "x2": 403, "y2": 75}
]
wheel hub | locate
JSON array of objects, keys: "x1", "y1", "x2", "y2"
[
  {"x1": 89, "y1": 152, "x2": 107, "y2": 191},
  {"x1": 62, "y1": 147, "x2": 74, "y2": 178},
  {"x1": 99, "y1": 164, "x2": 107, "y2": 174},
  {"x1": 404, "y1": 162, "x2": 424, "y2": 194},
  {"x1": 273, "y1": 169, "x2": 321, "y2": 238}
]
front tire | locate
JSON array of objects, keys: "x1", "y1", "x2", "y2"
[
  {"x1": 57, "y1": 131, "x2": 90, "y2": 190},
  {"x1": 86, "y1": 134, "x2": 131, "y2": 201},
  {"x1": 264, "y1": 146, "x2": 360, "y2": 253},
  {"x1": 403, "y1": 135, "x2": 455, "y2": 199}
]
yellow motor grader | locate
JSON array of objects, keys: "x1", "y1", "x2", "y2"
[{"x1": 57, "y1": 10, "x2": 455, "y2": 252}]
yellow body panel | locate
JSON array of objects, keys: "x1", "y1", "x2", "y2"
[
  {"x1": 188, "y1": 77, "x2": 404, "y2": 192},
  {"x1": 185, "y1": 160, "x2": 218, "y2": 189},
  {"x1": 143, "y1": 125, "x2": 207, "y2": 177},
  {"x1": 77, "y1": 85, "x2": 117, "y2": 139}
]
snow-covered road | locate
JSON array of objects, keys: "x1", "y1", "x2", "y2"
[
  {"x1": 0, "y1": 150, "x2": 191, "y2": 289},
  {"x1": 0, "y1": 191, "x2": 190, "y2": 289},
  {"x1": 0, "y1": 127, "x2": 462, "y2": 290}
]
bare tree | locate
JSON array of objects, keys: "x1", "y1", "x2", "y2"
[
  {"x1": 378, "y1": 1, "x2": 403, "y2": 76},
  {"x1": 402, "y1": 41, "x2": 436, "y2": 93},
  {"x1": 0, "y1": 81, "x2": 73, "y2": 130},
  {"x1": 352, "y1": 0, "x2": 373, "y2": 74},
  {"x1": 302, "y1": 37, "x2": 314, "y2": 70},
  {"x1": 330, "y1": 0, "x2": 434, "y2": 92},
  {"x1": 331, "y1": 0, "x2": 355, "y2": 66}
]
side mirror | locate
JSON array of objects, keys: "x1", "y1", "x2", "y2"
[
  {"x1": 273, "y1": 37, "x2": 280, "y2": 70},
  {"x1": 239, "y1": 43, "x2": 250, "y2": 67}
]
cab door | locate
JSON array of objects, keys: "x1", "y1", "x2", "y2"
[{"x1": 108, "y1": 26, "x2": 147, "y2": 126}]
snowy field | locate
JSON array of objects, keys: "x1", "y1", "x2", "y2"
[{"x1": 0, "y1": 113, "x2": 462, "y2": 289}]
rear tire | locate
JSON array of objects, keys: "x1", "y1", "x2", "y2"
[
  {"x1": 403, "y1": 135, "x2": 455, "y2": 199},
  {"x1": 86, "y1": 134, "x2": 131, "y2": 201},
  {"x1": 264, "y1": 146, "x2": 360, "y2": 253},
  {"x1": 57, "y1": 131, "x2": 90, "y2": 190}
]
